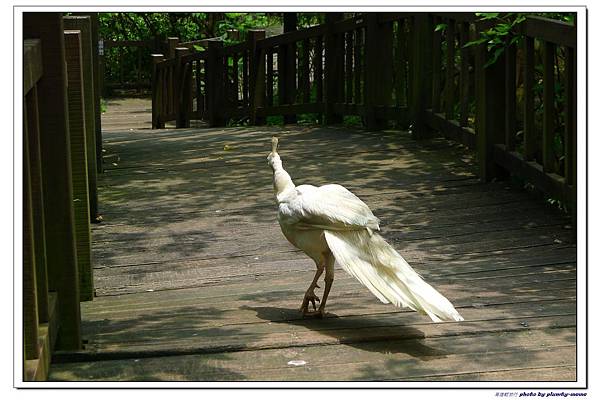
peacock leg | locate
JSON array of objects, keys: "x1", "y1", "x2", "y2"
[
  {"x1": 316, "y1": 252, "x2": 335, "y2": 316},
  {"x1": 303, "y1": 251, "x2": 334, "y2": 318},
  {"x1": 300, "y1": 262, "x2": 324, "y2": 316}
]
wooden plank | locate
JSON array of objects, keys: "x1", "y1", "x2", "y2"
[
  {"x1": 364, "y1": 14, "x2": 379, "y2": 129},
  {"x1": 324, "y1": 13, "x2": 344, "y2": 124},
  {"x1": 493, "y1": 144, "x2": 572, "y2": 205},
  {"x1": 175, "y1": 47, "x2": 191, "y2": 128},
  {"x1": 64, "y1": 31, "x2": 93, "y2": 301},
  {"x1": 345, "y1": 31, "x2": 353, "y2": 104},
  {"x1": 284, "y1": 41, "x2": 297, "y2": 123},
  {"x1": 475, "y1": 40, "x2": 506, "y2": 181},
  {"x1": 257, "y1": 24, "x2": 327, "y2": 50},
  {"x1": 266, "y1": 49, "x2": 274, "y2": 106},
  {"x1": 242, "y1": 50, "x2": 249, "y2": 106},
  {"x1": 410, "y1": 14, "x2": 433, "y2": 138},
  {"x1": 256, "y1": 102, "x2": 324, "y2": 117},
  {"x1": 377, "y1": 12, "x2": 414, "y2": 24},
  {"x1": 231, "y1": 53, "x2": 239, "y2": 104},
  {"x1": 458, "y1": 22, "x2": 470, "y2": 126},
  {"x1": 542, "y1": 40, "x2": 556, "y2": 173},
  {"x1": 104, "y1": 39, "x2": 153, "y2": 48},
  {"x1": 249, "y1": 30, "x2": 266, "y2": 125},
  {"x1": 63, "y1": 16, "x2": 99, "y2": 222},
  {"x1": 432, "y1": 12, "x2": 479, "y2": 24},
  {"x1": 151, "y1": 54, "x2": 165, "y2": 129},
  {"x1": 523, "y1": 36, "x2": 536, "y2": 160},
  {"x1": 50, "y1": 327, "x2": 575, "y2": 381},
  {"x1": 333, "y1": 14, "x2": 367, "y2": 33},
  {"x1": 445, "y1": 18, "x2": 456, "y2": 120},
  {"x1": 301, "y1": 38, "x2": 310, "y2": 104},
  {"x1": 520, "y1": 16, "x2": 576, "y2": 48},
  {"x1": 431, "y1": 17, "x2": 442, "y2": 113},
  {"x1": 24, "y1": 12, "x2": 82, "y2": 351},
  {"x1": 395, "y1": 19, "x2": 408, "y2": 109},
  {"x1": 353, "y1": 29, "x2": 362, "y2": 104},
  {"x1": 565, "y1": 45, "x2": 576, "y2": 227},
  {"x1": 89, "y1": 13, "x2": 103, "y2": 174},
  {"x1": 314, "y1": 37, "x2": 323, "y2": 104},
  {"x1": 24, "y1": 294, "x2": 58, "y2": 381},
  {"x1": 425, "y1": 110, "x2": 476, "y2": 149},
  {"x1": 23, "y1": 39, "x2": 43, "y2": 94},
  {"x1": 206, "y1": 40, "x2": 224, "y2": 127},
  {"x1": 505, "y1": 40, "x2": 517, "y2": 150},
  {"x1": 24, "y1": 86, "x2": 49, "y2": 323},
  {"x1": 23, "y1": 99, "x2": 40, "y2": 363}
]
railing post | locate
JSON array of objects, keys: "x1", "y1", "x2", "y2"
[
  {"x1": 365, "y1": 14, "x2": 393, "y2": 130},
  {"x1": 64, "y1": 30, "x2": 94, "y2": 302},
  {"x1": 24, "y1": 12, "x2": 82, "y2": 351},
  {"x1": 89, "y1": 13, "x2": 103, "y2": 174},
  {"x1": 167, "y1": 37, "x2": 179, "y2": 59},
  {"x1": 72, "y1": 12, "x2": 103, "y2": 174},
  {"x1": 24, "y1": 83, "x2": 50, "y2": 324},
  {"x1": 207, "y1": 39, "x2": 224, "y2": 127},
  {"x1": 151, "y1": 54, "x2": 165, "y2": 129},
  {"x1": 475, "y1": 41, "x2": 507, "y2": 181},
  {"x1": 409, "y1": 13, "x2": 434, "y2": 139},
  {"x1": 248, "y1": 30, "x2": 266, "y2": 125},
  {"x1": 175, "y1": 47, "x2": 191, "y2": 128},
  {"x1": 283, "y1": 13, "x2": 298, "y2": 124},
  {"x1": 63, "y1": 16, "x2": 99, "y2": 224},
  {"x1": 23, "y1": 102, "x2": 40, "y2": 363},
  {"x1": 324, "y1": 12, "x2": 344, "y2": 124}
]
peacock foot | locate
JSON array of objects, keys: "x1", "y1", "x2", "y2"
[
  {"x1": 301, "y1": 306, "x2": 325, "y2": 318},
  {"x1": 300, "y1": 287, "x2": 321, "y2": 315}
]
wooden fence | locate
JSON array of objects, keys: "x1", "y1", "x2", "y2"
[
  {"x1": 152, "y1": 12, "x2": 577, "y2": 220},
  {"x1": 23, "y1": 13, "x2": 101, "y2": 381},
  {"x1": 102, "y1": 36, "x2": 219, "y2": 96}
]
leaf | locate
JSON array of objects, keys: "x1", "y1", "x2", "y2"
[
  {"x1": 477, "y1": 12, "x2": 500, "y2": 20},
  {"x1": 463, "y1": 37, "x2": 487, "y2": 48},
  {"x1": 434, "y1": 23, "x2": 447, "y2": 32},
  {"x1": 484, "y1": 47, "x2": 505, "y2": 68}
]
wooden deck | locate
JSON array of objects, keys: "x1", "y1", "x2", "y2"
[{"x1": 49, "y1": 98, "x2": 576, "y2": 382}]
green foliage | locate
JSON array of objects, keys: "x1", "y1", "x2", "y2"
[
  {"x1": 464, "y1": 13, "x2": 574, "y2": 68},
  {"x1": 100, "y1": 12, "x2": 282, "y2": 92},
  {"x1": 463, "y1": 13, "x2": 525, "y2": 68},
  {"x1": 434, "y1": 23, "x2": 447, "y2": 32},
  {"x1": 266, "y1": 115, "x2": 284, "y2": 126},
  {"x1": 343, "y1": 115, "x2": 363, "y2": 127}
]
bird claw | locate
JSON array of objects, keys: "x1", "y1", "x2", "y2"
[
  {"x1": 301, "y1": 307, "x2": 324, "y2": 318},
  {"x1": 300, "y1": 289, "x2": 320, "y2": 313}
]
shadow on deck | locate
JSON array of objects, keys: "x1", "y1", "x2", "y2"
[{"x1": 49, "y1": 98, "x2": 576, "y2": 382}]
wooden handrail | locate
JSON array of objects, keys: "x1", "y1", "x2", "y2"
[
  {"x1": 518, "y1": 16, "x2": 576, "y2": 48},
  {"x1": 256, "y1": 24, "x2": 326, "y2": 49}
]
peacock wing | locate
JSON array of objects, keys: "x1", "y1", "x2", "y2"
[{"x1": 290, "y1": 184, "x2": 380, "y2": 231}]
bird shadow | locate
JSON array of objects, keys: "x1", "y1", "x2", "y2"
[{"x1": 241, "y1": 305, "x2": 449, "y2": 361}]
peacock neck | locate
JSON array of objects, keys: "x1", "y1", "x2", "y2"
[{"x1": 273, "y1": 164, "x2": 295, "y2": 198}]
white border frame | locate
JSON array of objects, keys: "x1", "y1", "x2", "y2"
[{"x1": 12, "y1": 2, "x2": 588, "y2": 392}]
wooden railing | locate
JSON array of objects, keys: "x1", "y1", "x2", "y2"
[
  {"x1": 151, "y1": 12, "x2": 577, "y2": 218},
  {"x1": 23, "y1": 12, "x2": 101, "y2": 381}
]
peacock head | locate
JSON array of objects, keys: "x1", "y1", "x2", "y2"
[{"x1": 267, "y1": 136, "x2": 282, "y2": 170}]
